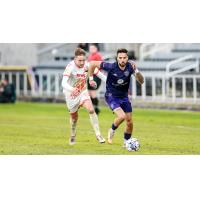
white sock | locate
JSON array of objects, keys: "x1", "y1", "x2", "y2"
[
  {"x1": 89, "y1": 113, "x2": 101, "y2": 136},
  {"x1": 70, "y1": 118, "x2": 77, "y2": 137}
]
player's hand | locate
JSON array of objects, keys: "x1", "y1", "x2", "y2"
[{"x1": 89, "y1": 80, "x2": 97, "y2": 89}]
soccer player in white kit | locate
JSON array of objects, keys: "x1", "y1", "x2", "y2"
[{"x1": 61, "y1": 48, "x2": 106, "y2": 145}]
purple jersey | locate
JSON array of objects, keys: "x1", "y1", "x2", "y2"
[{"x1": 100, "y1": 61, "x2": 134, "y2": 97}]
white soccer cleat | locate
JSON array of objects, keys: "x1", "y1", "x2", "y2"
[
  {"x1": 107, "y1": 128, "x2": 115, "y2": 144},
  {"x1": 69, "y1": 136, "x2": 76, "y2": 145},
  {"x1": 96, "y1": 135, "x2": 106, "y2": 144}
]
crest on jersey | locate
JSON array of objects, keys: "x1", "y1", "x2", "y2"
[
  {"x1": 124, "y1": 71, "x2": 129, "y2": 77},
  {"x1": 117, "y1": 79, "x2": 124, "y2": 84}
]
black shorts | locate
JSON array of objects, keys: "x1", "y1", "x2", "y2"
[{"x1": 87, "y1": 76, "x2": 102, "y2": 90}]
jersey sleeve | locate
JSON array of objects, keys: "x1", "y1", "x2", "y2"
[
  {"x1": 100, "y1": 62, "x2": 113, "y2": 71},
  {"x1": 84, "y1": 61, "x2": 90, "y2": 72},
  {"x1": 63, "y1": 64, "x2": 73, "y2": 76},
  {"x1": 128, "y1": 61, "x2": 136, "y2": 75}
]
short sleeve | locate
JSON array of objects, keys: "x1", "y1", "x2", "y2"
[
  {"x1": 100, "y1": 62, "x2": 114, "y2": 71},
  {"x1": 128, "y1": 62, "x2": 134, "y2": 75},
  {"x1": 128, "y1": 61, "x2": 136, "y2": 75}
]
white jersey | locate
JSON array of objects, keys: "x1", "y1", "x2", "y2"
[
  {"x1": 62, "y1": 60, "x2": 106, "y2": 113},
  {"x1": 62, "y1": 61, "x2": 91, "y2": 112},
  {"x1": 62, "y1": 61, "x2": 89, "y2": 97}
]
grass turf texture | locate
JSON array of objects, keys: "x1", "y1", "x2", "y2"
[{"x1": 0, "y1": 102, "x2": 200, "y2": 155}]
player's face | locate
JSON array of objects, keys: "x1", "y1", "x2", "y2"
[
  {"x1": 74, "y1": 55, "x2": 86, "y2": 68},
  {"x1": 117, "y1": 53, "x2": 128, "y2": 68},
  {"x1": 89, "y1": 45, "x2": 97, "y2": 54}
]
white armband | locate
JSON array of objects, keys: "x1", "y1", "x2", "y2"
[{"x1": 89, "y1": 76, "x2": 94, "y2": 81}]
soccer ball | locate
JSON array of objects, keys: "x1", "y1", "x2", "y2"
[{"x1": 125, "y1": 138, "x2": 140, "y2": 152}]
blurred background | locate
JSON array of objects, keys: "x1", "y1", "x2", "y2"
[{"x1": 0, "y1": 43, "x2": 200, "y2": 110}]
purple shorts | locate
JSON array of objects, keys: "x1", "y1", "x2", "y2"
[{"x1": 105, "y1": 95, "x2": 132, "y2": 113}]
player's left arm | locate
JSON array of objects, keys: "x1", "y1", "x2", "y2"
[
  {"x1": 88, "y1": 61, "x2": 102, "y2": 77},
  {"x1": 88, "y1": 61, "x2": 102, "y2": 88},
  {"x1": 94, "y1": 68, "x2": 107, "y2": 83},
  {"x1": 129, "y1": 60, "x2": 144, "y2": 85}
]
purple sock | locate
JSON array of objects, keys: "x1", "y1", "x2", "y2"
[{"x1": 124, "y1": 133, "x2": 131, "y2": 140}]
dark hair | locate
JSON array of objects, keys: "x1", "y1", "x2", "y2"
[
  {"x1": 117, "y1": 48, "x2": 128, "y2": 55},
  {"x1": 75, "y1": 48, "x2": 86, "y2": 57},
  {"x1": 89, "y1": 43, "x2": 100, "y2": 51}
]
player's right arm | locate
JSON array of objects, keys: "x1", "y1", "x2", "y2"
[
  {"x1": 129, "y1": 60, "x2": 144, "y2": 85},
  {"x1": 88, "y1": 61, "x2": 113, "y2": 87},
  {"x1": 88, "y1": 61, "x2": 102, "y2": 88},
  {"x1": 61, "y1": 65, "x2": 74, "y2": 92},
  {"x1": 88, "y1": 61, "x2": 102, "y2": 78}
]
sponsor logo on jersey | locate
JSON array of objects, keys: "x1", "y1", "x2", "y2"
[
  {"x1": 76, "y1": 73, "x2": 87, "y2": 78},
  {"x1": 117, "y1": 79, "x2": 124, "y2": 84},
  {"x1": 124, "y1": 71, "x2": 129, "y2": 77}
]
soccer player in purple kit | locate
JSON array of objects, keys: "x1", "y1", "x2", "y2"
[{"x1": 88, "y1": 48, "x2": 144, "y2": 146}]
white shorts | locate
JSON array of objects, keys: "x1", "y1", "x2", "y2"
[{"x1": 65, "y1": 90, "x2": 91, "y2": 113}]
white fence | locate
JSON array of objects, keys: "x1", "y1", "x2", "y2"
[
  {"x1": 0, "y1": 71, "x2": 200, "y2": 103},
  {"x1": 0, "y1": 72, "x2": 63, "y2": 98}
]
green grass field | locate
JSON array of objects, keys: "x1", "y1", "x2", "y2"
[{"x1": 0, "y1": 102, "x2": 200, "y2": 154}]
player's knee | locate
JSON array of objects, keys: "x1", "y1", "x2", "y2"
[
  {"x1": 126, "y1": 119, "x2": 133, "y2": 128},
  {"x1": 118, "y1": 113, "x2": 126, "y2": 122},
  {"x1": 127, "y1": 120, "x2": 133, "y2": 129},
  {"x1": 70, "y1": 112, "x2": 78, "y2": 122},
  {"x1": 88, "y1": 108, "x2": 95, "y2": 114},
  {"x1": 91, "y1": 97, "x2": 99, "y2": 106}
]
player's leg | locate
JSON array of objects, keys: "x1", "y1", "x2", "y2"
[
  {"x1": 69, "y1": 111, "x2": 78, "y2": 145},
  {"x1": 89, "y1": 90, "x2": 100, "y2": 115},
  {"x1": 107, "y1": 107, "x2": 126, "y2": 144},
  {"x1": 123, "y1": 112, "x2": 133, "y2": 146},
  {"x1": 66, "y1": 97, "x2": 80, "y2": 145},
  {"x1": 87, "y1": 77, "x2": 101, "y2": 115},
  {"x1": 121, "y1": 97, "x2": 133, "y2": 146},
  {"x1": 105, "y1": 95, "x2": 126, "y2": 144},
  {"x1": 81, "y1": 98, "x2": 105, "y2": 143}
]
